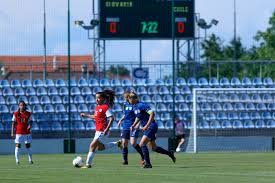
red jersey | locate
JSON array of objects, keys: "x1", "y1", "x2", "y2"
[
  {"x1": 12, "y1": 111, "x2": 31, "y2": 134},
  {"x1": 94, "y1": 104, "x2": 112, "y2": 131}
]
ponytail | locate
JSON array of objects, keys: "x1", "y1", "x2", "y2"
[{"x1": 97, "y1": 90, "x2": 116, "y2": 107}]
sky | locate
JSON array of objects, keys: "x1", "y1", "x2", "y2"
[{"x1": 0, "y1": 0, "x2": 274, "y2": 63}]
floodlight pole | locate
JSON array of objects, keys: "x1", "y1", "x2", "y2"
[
  {"x1": 43, "y1": 0, "x2": 47, "y2": 81},
  {"x1": 172, "y1": 0, "x2": 176, "y2": 139}
]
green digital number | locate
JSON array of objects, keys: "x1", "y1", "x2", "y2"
[{"x1": 141, "y1": 21, "x2": 158, "y2": 34}]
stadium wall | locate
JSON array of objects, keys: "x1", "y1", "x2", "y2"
[{"x1": 0, "y1": 137, "x2": 273, "y2": 154}]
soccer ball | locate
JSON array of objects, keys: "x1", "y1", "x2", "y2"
[{"x1": 72, "y1": 156, "x2": 84, "y2": 167}]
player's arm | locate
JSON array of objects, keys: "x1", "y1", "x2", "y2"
[
  {"x1": 27, "y1": 120, "x2": 32, "y2": 131},
  {"x1": 130, "y1": 117, "x2": 140, "y2": 131},
  {"x1": 11, "y1": 115, "x2": 16, "y2": 137},
  {"x1": 104, "y1": 109, "x2": 114, "y2": 135},
  {"x1": 142, "y1": 110, "x2": 155, "y2": 131},
  {"x1": 117, "y1": 115, "x2": 125, "y2": 127},
  {"x1": 80, "y1": 113, "x2": 94, "y2": 119}
]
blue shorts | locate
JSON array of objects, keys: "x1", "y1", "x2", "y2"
[
  {"x1": 121, "y1": 129, "x2": 140, "y2": 140},
  {"x1": 143, "y1": 123, "x2": 158, "y2": 141}
]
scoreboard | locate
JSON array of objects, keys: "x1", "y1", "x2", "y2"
[{"x1": 99, "y1": 0, "x2": 195, "y2": 39}]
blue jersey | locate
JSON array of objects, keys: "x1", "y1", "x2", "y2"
[
  {"x1": 133, "y1": 102, "x2": 157, "y2": 127},
  {"x1": 122, "y1": 102, "x2": 136, "y2": 130}
]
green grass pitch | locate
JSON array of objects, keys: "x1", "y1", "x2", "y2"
[{"x1": 0, "y1": 153, "x2": 275, "y2": 183}]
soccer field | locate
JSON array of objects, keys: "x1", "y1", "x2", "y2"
[{"x1": 0, "y1": 153, "x2": 275, "y2": 183}]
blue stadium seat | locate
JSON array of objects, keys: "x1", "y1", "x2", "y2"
[
  {"x1": 252, "y1": 77, "x2": 263, "y2": 86},
  {"x1": 209, "y1": 77, "x2": 219, "y2": 87},
  {"x1": 73, "y1": 121, "x2": 86, "y2": 131},
  {"x1": 198, "y1": 121, "x2": 210, "y2": 129},
  {"x1": 100, "y1": 78, "x2": 110, "y2": 86},
  {"x1": 1, "y1": 113, "x2": 12, "y2": 123},
  {"x1": 55, "y1": 104, "x2": 66, "y2": 113},
  {"x1": 230, "y1": 77, "x2": 241, "y2": 87},
  {"x1": 6, "y1": 96, "x2": 17, "y2": 105},
  {"x1": 250, "y1": 112, "x2": 261, "y2": 120},
  {"x1": 167, "y1": 104, "x2": 178, "y2": 112},
  {"x1": 110, "y1": 79, "x2": 121, "y2": 87},
  {"x1": 35, "y1": 113, "x2": 48, "y2": 123},
  {"x1": 26, "y1": 87, "x2": 36, "y2": 96},
  {"x1": 217, "y1": 112, "x2": 227, "y2": 120},
  {"x1": 240, "y1": 93, "x2": 250, "y2": 101},
  {"x1": 234, "y1": 103, "x2": 245, "y2": 111},
  {"x1": 14, "y1": 87, "x2": 25, "y2": 96},
  {"x1": 86, "y1": 121, "x2": 95, "y2": 130},
  {"x1": 36, "y1": 87, "x2": 47, "y2": 96},
  {"x1": 141, "y1": 95, "x2": 151, "y2": 103},
  {"x1": 29, "y1": 96, "x2": 40, "y2": 105},
  {"x1": 44, "y1": 104, "x2": 55, "y2": 113},
  {"x1": 232, "y1": 120, "x2": 243, "y2": 129},
  {"x1": 256, "y1": 103, "x2": 267, "y2": 111},
  {"x1": 74, "y1": 95, "x2": 85, "y2": 104},
  {"x1": 223, "y1": 103, "x2": 234, "y2": 111},
  {"x1": 58, "y1": 113, "x2": 68, "y2": 122},
  {"x1": 44, "y1": 79, "x2": 55, "y2": 88},
  {"x1": 155, "y1": 113, "x2": 161, "y2": 120},
  {"x1": 187, "y1": 77, "x2": 197, "y2": 86},
  {"x1": 115, "y1": 95, "x2": 124, "y2": 103},
  {"x1": 156, "y1": 103, "x2": 167, "y2": 112},
  {"x1": 157, "y1": 121, "x2": 165, "y2": 129},
  {"x1": 178, "y1": 103, "x2": 189, "y2": 111},
  {"x1": 144, "y1": 79, "x2": 155, "y2": 87},
  {"x1": 263, "y1": 77, "x2": 273, "y2": 86},
  {"x1": 40, "y1": 122, "x2": 51, "y2": 131},
  {"x1": 71, "y1": 87, "x2": 81, "y2": 96},
  {"x1": 163, "y1": 94, "x2": 173, "y2": 103},
  {"x1": 62, "y1": 96, "x2": 73, "y2": 104},
  {"x1": 88, "y1": 104, "x2": 97, "y2": 111},
  {"x1": 148, "y1": 103, "x2": 156, "y2": 111},
  {"x1": 155, "y1": 78, "x2": 165, "y2": 86},
  {"x1": 170, "y1": 86, "x2": 181, "y2": 94},
  {"x1": 201, "y1": 103, "x2": 211, "y2": 111},
  {"x1": 262, "y1": 111, "x2": 272, "y2": 120},
  {"x1": 133, "y1": 79, "x2": 144, "y2": 87},
  {"x1": 147, "y1": 86, "x2": 158, "y2": 95},
  {"x1": 175, "y1": 94, "x2": 184, "y2": 103},
  {"x1": 121, "y1": 79, "x2": 132, "y2": 87},
  {"x1": 229, "y1": 93, "x2": 239, "y2": 102},
  {"x1": 55, "y1": 79, "x2": 66, "y2": 87},
  {"x1": 113, "y1": 103, "x2": 122, "y2": 112},
  {"x1": 251, "y1": 93, "x2": 261, "y2": 101},
  {"x1": 262, "y1": 93, "x2": 272, "y2": 102},
  {"x1": 221, "y1": 120, "x2": 232, "y2": 129},
  {"x1": 2, "y1": 87, "x2": 13, "y2": 96},
  {"x1": 88, "y1": 78, "x2": 99, "y2": 87},
  {"x1": 159, "y1": 86, "x2": 169, "y2": 95},
  {"x1": 165, "y1": 78, "x2": 173, "y2": 86},
  {"x1": 33, "y1": 79, "x2": 44, "y2": 88},
  {"x1": 243, "y1": 120, "x2": 254, "y2": 128},
  {"x1": 220, "y1": 77, "x2": 230, "y2": 87},
  {"x1": 219, "y1": 94, "x2": 229, "y2": 102},
  {"x1": 31, "y1": 122, "x2": 39, "y2": 131},
  {"x1": 205, "y1": 112, "x2": 216, "y2": 120},
  {"x1": 52, "y1": 122, "x2": 62, "y2": 131},
  {"x1": 40, "y1": 96, "x2": 51, "y2": 105},
  {"x1": 165, "y1": 121, "x2": 173, "y2": 129},
  {"x1": 78, "y1": 104, "x2": 89, "y2": 113},
  {"x1": 152, "y1": 94, "x2": 162, "y2": 103},
  {"x1": 70, "y1": 79, "x2": 77, "y2": 87},
  {"x1": 92, "y1": 86, "x2": 102, "y2": 95},
  {"x1": 267, "y1": 120, "x2": 275, "y2": 128},
  {"x1": 176, "y1": 77, "x2": 186, "y2": 86},
  {"x1": 124, "y1": 86, "x2": 135, "y2": 92},
  {"x1": 255, "y1": 120, "x2": 266, "y2": 128},
  {"x1": 48, "y1": 86, "x2": 59, "y2": 95},
  {"x1": 136, "y1": 86, "x2": 147, "y2": 95},
  {"x1": 78, "y1": 78, "x2": 88, "y2": 87},
  {"x1": 22, "y1": 79, "x2": 32, "y2": 88},
  {"x1": 9, "y1": 105, "x2": 18, "y2": 114},
  {"x1": 0, "y1": 123, "x2": 4, "y2": 131},
  {"x1": 160, "y1": 113, "x2": 171, "y2": 121},
  {"x1": 0, "y1": 80, "x2": 10, "y2": 88},
  {"x1": 32, "y1": 104, "x2": 43, "y2": 113},
  {"x1": 245, "y1": 103, "x2": 256, "y2": 111},
  {"x1": 85, "y1": 95, "x2": 95, "y2": 104},
  {"x1": 198, "y1": 77, "x2": 209, "y2": 87},
  {"x1": 185, "y1": 94, "x2": 193, "y2": 103},
  {"x1": 241, "y1": 77, "x2": 252, "y2": 86},
  {"x1": 228, "y1": 112, "x2": 239, "y2": 120},
  {"x1": 67, "y1": 104, "x2": 78, "y2": 113},
  {"x1": 267, "y1": 103, "x2": 275, "y2": 111},
  {"x1": 180, "y1": 86, "x2": 191, "y2": 94},
  {"x1": 103, "y1": 86, "x2": 113, "y2": 91},
  {"x1": 212, "y1": 103, "x2": 222, "y2": 111},
  {"x1": 71, "y1": 113, "x2": 81, "y2": 121},
  {"x1": 59, "y1": 87, "x2": 69, "y2": 96},
  {"x1": 0, "y1": 89, "x2": 2, "y2": 95},
  {"x1": 209, "y1": 120, "x2": 221, "y2": 129},
  {"x1": 239, "y1": 112, "x2": 250, "y2": 120},
  {"x1": 10, "y1": 80, "x2": 21, "y2": 88},
  {"x1": 17, "y1": 96, "x2": 28, "y2": 104},
  {"x1": 114, "y1": 86, "x2": 124, "y2": 95}
]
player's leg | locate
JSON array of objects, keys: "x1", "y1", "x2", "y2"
[
  {"x1": 25, "y1": 134, "x2": 33, "y2": 164},
  {"x1": 130, "y1": 130, "x2": 144, "y2": 164},
  {"x1": 84, "y1": 138, "x2": 99, "y2": 168},
  {"x1": 176, "y1": 135, "x2": 185, "y2": 152},
  {"x1": 14, "y1": 134, "x2": 22, "y2": 165},
  {"x1": 122, "y1": 138, "x2": 129, "y2": 164},
  {"x1": 149, "y1": 140, "x2": 176, "y2": 163},
  {"x1": 139, "y1": 135, "x2": 152, "y2": 168}
]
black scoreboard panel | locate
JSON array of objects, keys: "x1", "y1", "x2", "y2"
[{"x1": 99, "y1": 0, "x2": 195, "y2": 39}]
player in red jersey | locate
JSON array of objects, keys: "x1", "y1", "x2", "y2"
[
  {"x1": 80, "y1": 90, "x2": 121, "y2": 168},
  {"x1": 11, "y1": 101, "x2": 33, "y2": 165}
]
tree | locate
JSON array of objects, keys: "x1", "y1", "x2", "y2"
[{"x1": 107, "y1": 65, "x2": 130, "y2": 77}]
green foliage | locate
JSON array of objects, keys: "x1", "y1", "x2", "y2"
[{"x1": 107, "y1": 65, "x2": 130, "y2": 77}]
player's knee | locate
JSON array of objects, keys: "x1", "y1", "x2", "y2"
[
  {"x1": 25, "y1": 143, "x2": 31, "y2": 148},
  {"x1": 123, "y1": 142, "x2": 128, "y2": 148},
  {"x1": 16, "y1": 144, "x2": 21, "y2": 148}
]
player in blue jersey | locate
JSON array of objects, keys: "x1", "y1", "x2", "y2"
[
  {"x1": 117, "y1": 91, "x2": 144, "y2": 165},
  {"x1": 129, "y1": 92, "x2": 176, "y2": 168}
]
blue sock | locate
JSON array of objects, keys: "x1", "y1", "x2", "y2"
[
  {"x1": 133, "y1": 144, "x2": 144, "y2": 160},
  {"x1": 122, "y1": 147, "x2": 128, "y2": 163},
  {"x1": 141, "y1": 145, "x2": 151, "y2": 165},
  {"x1": 154, "y1": 146, "x2": 171, "y2": 156}
]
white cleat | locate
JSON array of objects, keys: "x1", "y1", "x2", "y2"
[{"x1": 176, "y1": 147, "x2": 181, "y2": 152}]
